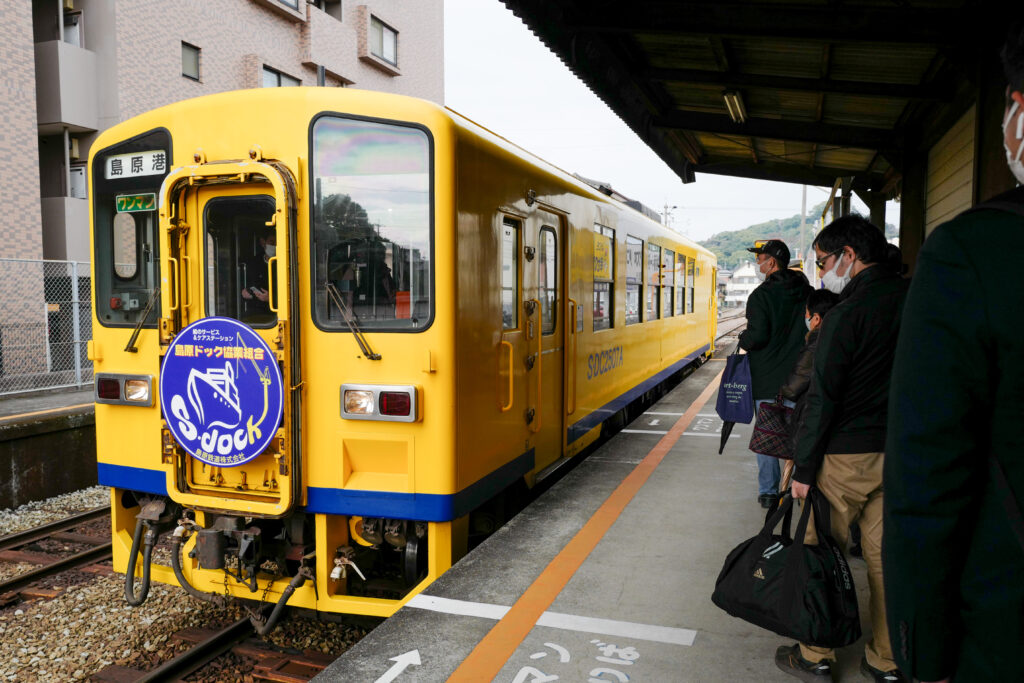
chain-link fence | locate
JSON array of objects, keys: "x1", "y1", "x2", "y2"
[{"x1": 0, "y1": 259, "x2": 92, "y2": 396}]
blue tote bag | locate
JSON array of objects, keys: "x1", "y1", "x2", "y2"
[{"x1": 716, "y1": 351, "x2": 754, "y2": 424}]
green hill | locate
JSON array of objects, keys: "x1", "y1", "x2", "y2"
[{"x1": 698, "y1": 202, "x2": 897, "y2": 270}]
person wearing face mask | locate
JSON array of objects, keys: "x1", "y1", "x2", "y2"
[
  {"x1": 775, "y1": 215, "x2": 908, "y2": 683},
  {"x1": 882, "y1": 23, "x2": 1024, "y2": 683},
  {"x1": 737, "y1": 239, "x2": 811, "y2": 508}
]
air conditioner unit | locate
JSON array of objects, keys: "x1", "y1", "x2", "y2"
[
  {"x1": 69, "y1": 137, "x2": 80, "y2": 160},
  {"x1": 63, "y1": 0, "x2": 73, "y2": 10}
]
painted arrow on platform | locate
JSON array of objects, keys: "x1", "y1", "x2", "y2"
[{"x1": 374, "y1": 650, "x2": 422, "y2": 683}]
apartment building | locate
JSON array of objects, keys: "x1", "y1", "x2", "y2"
[{"x1": 4, "y1": 0, "x2": 444, "y2": 263}]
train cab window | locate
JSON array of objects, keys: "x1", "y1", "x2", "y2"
[
  {"x1": 675, "y1": 252, "x2": 685, "y2": 315},
  {"x1": 625, "y1": 236, "x2": 642, "y2": 325},
  {"x1": 501, "y1": 217, "x2": 519, "y2": 330},
  {"x1": 687, "y1": 257, "x2": 696, "y2": 313},
  {"x1": 204, "y1": 195, "x2": 278, "y2": 327},
  {"x1": 91, "y1": 129, "x2": 170, "y2": 327},
  {"x1": 662, "y1": 249, "x2": 674, "y2": 318},
  {"x1": 646, "y1": 243, "x2": 661, "y2": 321},
  {"x1": 312, "y1": 116, "x2": 432, "y2": 332},
  {"x1": 539, "y1": 227, "x2": 557, "y2": 335},
  {"x1": 593, "y1": 225, "x2": 614, "y2": 331}
]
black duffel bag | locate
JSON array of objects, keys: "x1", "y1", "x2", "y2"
[{"x1": 711, "y1": 489, "x2": 860, "y2": 648}]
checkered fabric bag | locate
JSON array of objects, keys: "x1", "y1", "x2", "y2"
[{"x1": 748, "y1": 395, "x2": 794, "y2": 459}]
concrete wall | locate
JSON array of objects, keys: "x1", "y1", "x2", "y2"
[{"x1": 0, "y1": 411, "x2": 96, "y2": 510}]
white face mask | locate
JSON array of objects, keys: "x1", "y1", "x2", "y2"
[
  {"x1": 805, "y1": 316, "x2": 813, "y2": 332},
  {"x1": 821, "y1": 252, "x2": 851, "y2": 294},
  {"x1": 1003, "y1": 100, "x2": 1024, "y2": 185},
  {"x1": 755, "y1": 260, "x2": 767, "y2": 282},
  {"x1": 264, "y1": 244, "x2": 277, "y2": 258}
]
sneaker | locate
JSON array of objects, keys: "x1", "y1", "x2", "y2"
[
  {"x1": 758, "y1": 493, "x2": 777, "y2": 509},
  {"x1": 775, "y1": 644, "x2": 834, "y2": 681},
  {"x1": 860, "y1": 657, "x2": 907, "y2": 682}
]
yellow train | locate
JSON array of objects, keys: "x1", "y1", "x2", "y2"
[{"x1": 88, "y1": 87, "x2": 716, "y2": 626}]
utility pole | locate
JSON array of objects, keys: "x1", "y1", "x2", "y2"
[{"x1": 662, "y1": 203, "x2": 677, "y2": 227}]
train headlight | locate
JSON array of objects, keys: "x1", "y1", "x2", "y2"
[
  {"x1": 344, "y1": 390, "x2": 375, "y2": 415},
  {"x1": 95, "y1": 373, "x2": 153, "y2": 407},
  {"x1": 340, "y1": 384, "x2": 419, "y2": 422},
  {"x1": 124, "y1": 379, "x2": 150, "y2": 402}
]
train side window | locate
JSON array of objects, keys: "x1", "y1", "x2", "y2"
[
  {"x1": 687, "y1": 257, "x2": 696, "y2": 313},
  {"x1": 675, "y1": 252, "x2": 685, "y2": 315},
  {"x1": 593, "y1": 224, "x2": 614, "y2": 331},
  {"x1": 539, "y1": 227, "x2": 557, "y2": 334},
  {"x1": 646, "y1": 243, "x2": 660, "y2": 321},
  {"x1": 501, "y1": 217, "x2": 519, "y2": 330},
  {"x1": 662, "y1": 248, "x2": 674, "y2": 318},
  {"x1": 625, "y1": 235, "x2": 642, "y2": 325}
]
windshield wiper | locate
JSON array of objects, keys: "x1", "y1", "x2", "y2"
[
  {"x1": 324, "y1": 282, "x2": 381, "y2": 360},
  {"x1": 124, "y1": 287, "x2": 160, "y2": 353}
]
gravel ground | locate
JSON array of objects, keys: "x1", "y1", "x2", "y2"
[
  {"x1": 0, "y1": 486, "x2": 110, "y2": 536},
  {"x1": 0, "y1": 487, "x2": 371, "y2": 681}
]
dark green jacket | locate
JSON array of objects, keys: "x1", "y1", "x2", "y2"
[
  {"x1": 883, "y1": 189, "x2": 1024, "y2": 682},
  {"x1": 792, "y1": 265, "x2": 907, "y2": 484},
  {"x1": 738, "y1": 268, "x2": 811, "y2": 399}
]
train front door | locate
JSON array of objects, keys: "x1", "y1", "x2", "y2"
[
  {"x1": 157, "y1": 161, "x2": 301, "y2": 517},
  {"x1": 523, "y1": 210, "x2": 565, "y2": 472}
]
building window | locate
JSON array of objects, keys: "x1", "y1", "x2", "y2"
[
  {"x1": 625, "y1": 236, "x2": 642, "y2": 325},
  {"x1": 278, "y1": 0, "x2": 299, "y2": 8},
  {"x1": 182, "y1": 43, "x2": 200, "y2": 81},
  {"x1": 370, "y1": 16, "x2": 397, "y2": 65},
  {"x1": 313, "y1": 0, "x2": 342, "y2": 20},
  {"x1": 501, "y1": 218, "x2": 519, "y2": 330},
  {"x1": 262, "y1": 66, "x2": 300, "y2": 87}
]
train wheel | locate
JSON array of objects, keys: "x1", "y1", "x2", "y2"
[{"x1": 403, "y1": 534, "x2": 427, "y2": 587}]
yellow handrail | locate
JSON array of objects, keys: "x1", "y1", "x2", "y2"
[
  {"x1": 167, "y1": 256, "x2": 179, "y2": 311},
  {"x1": 500, "y1": 340, "x2": 514, "y2": 412},
  {"x1": 567, "y1": 298, "x2": 577, "y2": 415}
]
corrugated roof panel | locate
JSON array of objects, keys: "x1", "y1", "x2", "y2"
[
  {"x1": 744, "y1": 88, "x2": 820, "y2": 121},
  {"x1": 830, "y1": 44, "x2": 938, "y2": 84},
  {"x1": 815, "y1": 146, "x2": 877, "y2": 169},
  {"x1": 696, "y1": 133, "x2": 756, "y2": 160},
  {"x1": 822, "y1": 93, "x2": 908, "y2": 127},
  {"x1": 729, "y1": 38, "x2": 826, "y2": 79},
  {"x1": 665, "y1": 83, "x2": 731, "y2": 114},
  {"x1": 635, "y1": 34, "x2": 719, "y2": 70}
]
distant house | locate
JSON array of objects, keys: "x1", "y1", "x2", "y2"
[{"x1": 724, "y1": 262, "x2": 759, "y2": 308}]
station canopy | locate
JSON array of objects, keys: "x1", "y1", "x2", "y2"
[{"x1": 499, "y1": 0, "x2": 993, "y2": 196}]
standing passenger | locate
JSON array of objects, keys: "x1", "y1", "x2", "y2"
[
  {"x1": 882, "y1": 22, "x2": 1024, "y2": 683},
  {"x1": 738, "y1": 239, "x2": 811, "y2": 508},
  {"x1": 776, "y1": 216, "x2": 908, "y2": 682}
]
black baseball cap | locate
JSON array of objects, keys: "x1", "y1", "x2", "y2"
[{"x1": 747, "y1": 239, "x2": 790, "y2": 267}]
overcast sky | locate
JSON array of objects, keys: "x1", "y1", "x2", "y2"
[{"x1": 443, "y1": 0, "x2": 897, "y2": 246}]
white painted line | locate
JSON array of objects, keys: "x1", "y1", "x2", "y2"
[
  {"x1": 536, "y1": 611, "x2": 697, "y2": 647},
  {"x1": 683, "y1": 432, "x2": 740, "y2": 438},
  {"x1": 621, "y1": 429, "x2": 670, "y2": 435},
  {"x1": 644, "y1": 411, "x2": 684, "y2": 416},
  {"x1": 407, "y1": 594, "x2": 509, "y2": 620},
  {"x1": 406, "y1": 595, "x2": 697, "y2": 647}
]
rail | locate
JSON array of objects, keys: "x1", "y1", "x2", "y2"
[{"x1": 137, "y1": 617, "x2": 255, "y2": 682}]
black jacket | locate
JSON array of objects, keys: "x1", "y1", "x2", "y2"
[
  {"x1": 738, "y1": 268, "x2": 811, "y2": 399},
  {"x1": 883, "y1": 188, "x2": 1024, "y2": 682},
  {"x1": 792, "y1": 266, "x2": 907, "y2": 484},
  {"x1": 780, "y1": 327, "x2": 819, "y2": 448}
]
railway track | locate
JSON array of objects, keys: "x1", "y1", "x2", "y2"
[{"x1": 0, "y1": 506, "x2": 113, "y2": 601}]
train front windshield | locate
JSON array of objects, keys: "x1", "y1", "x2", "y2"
[{"x1": 311, "y1": 116, "x2": 433, "y2": 331}]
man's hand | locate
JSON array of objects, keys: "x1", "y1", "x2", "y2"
[{"x1": 791, "y1": 480, "x2": 811, "y2": 499}]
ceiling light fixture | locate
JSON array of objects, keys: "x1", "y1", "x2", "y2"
[{"x1": 723, "y1": 90, "x2": 747, "y2": 124}]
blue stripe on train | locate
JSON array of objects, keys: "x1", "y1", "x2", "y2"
[
  {"x1": 566, "y1": 343, "x2": 710, "y2": 445},
  {"x1": 97, "y1": 449, "x2": 536, "y2": 523}
]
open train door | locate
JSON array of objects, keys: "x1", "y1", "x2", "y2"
[{"x1": 156, "y1": 156, "x2": 303, "y2": 518}]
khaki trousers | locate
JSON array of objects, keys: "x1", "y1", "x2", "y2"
[{"x1": 798, "y1": 452, "x2": 895, "y2": 672}]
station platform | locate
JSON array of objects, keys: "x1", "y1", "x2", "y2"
[{"x1": 316, "y1": 353, "x2": 875, "y2": 682}]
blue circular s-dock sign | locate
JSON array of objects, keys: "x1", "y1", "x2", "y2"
[{"x1": 160, "y1": 317, "x2": 283, "y2": 467}]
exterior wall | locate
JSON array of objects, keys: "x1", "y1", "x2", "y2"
[
  {"x1": 724, "y1": 262, "x2": 758, "y2": 307},
  {"x1": 1, "y1": 1, "x2": 44, "y2": 260},
  {"x1": 925, "y1": 104, "x2": 975, "y2": 237}
]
